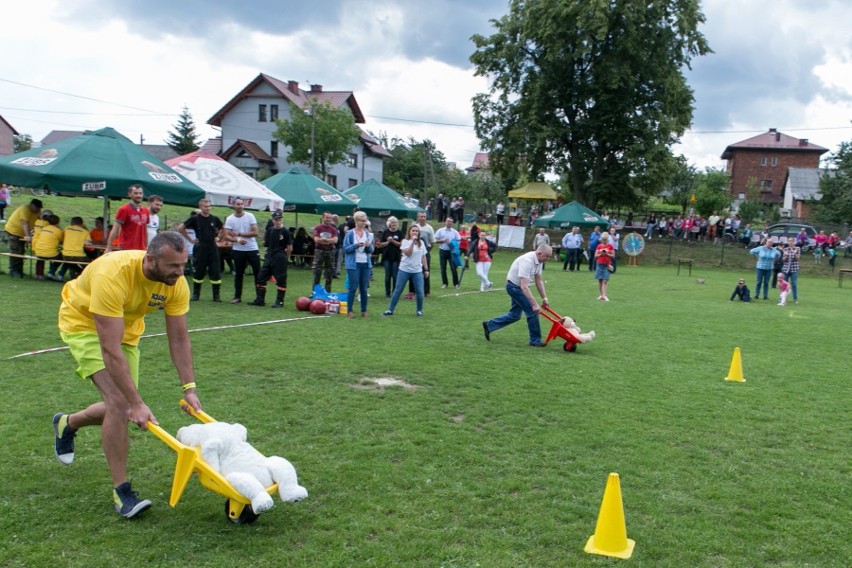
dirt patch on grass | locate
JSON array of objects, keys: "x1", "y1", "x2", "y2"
[{"x1": 349, "y1": 376, "x2": 420, "y2": 391}]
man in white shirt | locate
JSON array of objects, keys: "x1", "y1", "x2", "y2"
[
  {"x1": 434, "y1": 216, "x2": 461, "y2": 288},
  {"x1": 224, "y1": 198, "x2": 259, "y2": 304},
  {"x1": 146, "y1": 195, "x2": 163, "y2": 245},
  {"x1": 561, "y1": 226, "x2": 583, "y2": 271},
  {"x1": 482, "y1": 244, "x2": 552, "y2": 347}
]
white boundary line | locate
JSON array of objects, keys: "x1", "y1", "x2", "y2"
[{"x1": 7, "y1": 315, "x2": 328, "y2": 360}]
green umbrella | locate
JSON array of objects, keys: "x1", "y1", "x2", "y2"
[
  {"x1": 533, "y1": 201, "x2": 610, "y2": 230},
  {"x1": 261, "y1": 166, "x2": 357, "y2": 215},
  {"x1": 343, "y1": 178, "x2": 423, "y2": 219},
  {"x1": 0, "y1": 127, "x2": 205, "y2": 206}
]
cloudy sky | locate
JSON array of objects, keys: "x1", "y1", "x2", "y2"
[{"x1": 2, "y1": 0, "x2": 851, "y2": 172}]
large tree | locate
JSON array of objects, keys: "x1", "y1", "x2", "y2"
[
  {"x1": 274, "y1": 100, "x2": 360, "y2": 180},
  {"x1": 815, "y1": 141, "x2": 852, "y2": 225},
  {"x1": 165, "y1": 106, "x2": 200, "y2": 154},
  {"x1": 470, "y1": 0, "x2": 711, "y2": 210}
]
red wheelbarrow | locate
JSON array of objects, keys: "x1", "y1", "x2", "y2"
[{"x1": 540, "y1": 305, "x2": 583, "y2": 352}]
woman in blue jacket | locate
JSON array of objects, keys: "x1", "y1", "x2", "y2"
[
  {"x1": 343, "y1": 211, "x2": 375, "y2": 318},
  {"x1": 749, "y1": 241, "x2": 781, "y2": 300}
]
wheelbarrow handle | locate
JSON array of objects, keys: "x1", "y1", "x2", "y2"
[{"x1": 180, "y1": 399, "x2": 216, "y2": 423}]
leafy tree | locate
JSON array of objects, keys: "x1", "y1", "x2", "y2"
[
  {"x1": 692, "y1": 168, "x2": 731, "y2": 216},
  {"x1": 13, "y1": 134, "x2": 33, "y2": 153},
  {"x1": 815, "y1": 141, "x2": 852, "y2": 224},
  {"x1": 736, "y1": 178, "x2": 764, "y2": 225},
  {"x1": 274, "y1": 100, "x2": 360, "y2": 180},
  {"x1": 470, "y1": 0, "x2": 711, "y2": 210},
  {"x1": 663, "y1": 155, "x2": 699, "y2": 213},
  {"x1": 165, "y1": 106, "x2": 200, "y2": 154}
]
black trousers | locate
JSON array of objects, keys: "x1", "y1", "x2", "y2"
[
  {"x1": 562, "y1": 248, "x2": 581, "y2": 271},
  {"x1": 231, "y1": 249, "x2": 260, "y2": 299},
  {"x1": 193, "y1": 243, "x2": 221, "y2": 284}
]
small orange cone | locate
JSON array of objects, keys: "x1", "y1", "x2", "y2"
[
  {"x1": 725, "y1": 347, "x2": 745, "y2": 382},
  {"x1": 584, "y1": 472, "x2": 635, "y2": 559}
]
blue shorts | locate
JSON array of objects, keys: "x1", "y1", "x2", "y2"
[{"x1": 594, "y1": 263, "x2": 611, "y2": 280}]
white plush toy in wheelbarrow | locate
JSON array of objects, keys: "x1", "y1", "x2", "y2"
[
  {"x1": 559, "y1": 315, "x2": 596, "y2": 343},
  {"x1": 176, "y1": 421, "x2": 308, "y2": 515}
]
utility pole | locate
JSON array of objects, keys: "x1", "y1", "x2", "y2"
[{"x1": 305, "y1": 106, "x2": 316, "y2": 175}]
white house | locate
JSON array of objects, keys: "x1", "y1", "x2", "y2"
[{"x1": 207, "y1": 73, "x2": 390, "y2": 191}]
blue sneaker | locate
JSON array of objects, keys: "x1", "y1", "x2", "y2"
[
  {"x1": 52, "y1": 413, "x2": 77, "y2": 465},
  {"x1": 113, "y1": 482, "x2": 152, "y2": 518}
]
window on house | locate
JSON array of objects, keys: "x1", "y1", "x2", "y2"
[
  {"x1": 258, "y1": 104, "x2": 267, "y2": 122},
  {"x1": 347, "y1": 153, "x2": 358, "y2": 168},
  {"x1": 270, "y1": 105, "x2": 279, "y2": 121},
  {"x1": 759, "y1": 180, "x2": 773, "y2": 192},
  {"x1": 349, "y1": 178, "x2": 358, "y2": 188},
  {"x1": 760, "y1": 156, "x2": 767, "y2": 166},
  {"x1": 326, "y1": 174, "x2": 337, "y2": 188},
  {"x1": 270, "y1": 140, "x2": 278, "y2": 158},
  {"x1": 771, "y1": 156, "x2": 778, "y2": 166}
]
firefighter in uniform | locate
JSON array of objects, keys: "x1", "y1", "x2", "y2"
[
  {"x1": 249, "y1": 210, "x2": 292, "y2": 308},
  {"x1": 178, "y1": 199, "x2": 224, "y2": 302}
]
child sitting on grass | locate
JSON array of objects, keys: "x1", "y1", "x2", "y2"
[{"x1": 730, "y1": 278, "x2": 751, "y2": 302}]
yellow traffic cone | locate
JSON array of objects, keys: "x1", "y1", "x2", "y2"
[
  {"x1": 725, "y1": 347, "x2": 745, "y2": 382},
  {"x1": 584, "y1": 472, "x2": 635, "y2": 559}
]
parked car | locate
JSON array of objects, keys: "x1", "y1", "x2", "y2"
[{"x1": 765, "y1": 223, "x2": 816, "y2": 250}]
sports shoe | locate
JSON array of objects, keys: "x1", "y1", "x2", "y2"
[
  {"x1": 53, "y1": 413, "x2": 77, "y2": 465},
  {"x1": 454, "y1": 285, "x2": 460, "y2": 289},
  {"x1": 416, "y1": 311, "x2": 423, "y2": 317},
  {"x1": 482, "y1": 321, "x2": 491, "y2": 341},
  {"x1": 441, "y1": 284, "x2": 447, "y2": 289},
  {"x1": 602, "y1": 296, "x2": 610, "y2": 302},
  {"x1": 529, "y1": 342, "x2": 546, "y2": 348},
  {"x1": 404, "y1": 293, "x2": 414, "y2": 300},
  {"x1": 247, "y1": 299, "x2": 265, "y2": 306},
  {"x1": 113, "y1": 482, "x2": 152, "y2": 519},
  {"x1": 382, "y1": 310, "x2": 393, "y2": 316},
  {"x1": 230, "y1": 298, "x2": 241, "y2": 304},
  {"x1": 271, "y1": 302, "x2": 284, "y2": 308}
]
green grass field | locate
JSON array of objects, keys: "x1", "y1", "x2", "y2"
[{"x1": 0, "y1": 196, "x2": 850, "y2": 567}]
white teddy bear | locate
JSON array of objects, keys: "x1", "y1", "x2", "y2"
[
  {"x1": 176, "y1": 421, "x2": 308, "y2": 514},
  {"x1": 559, "y1": 316, "x2": 596, "y2": 343}
]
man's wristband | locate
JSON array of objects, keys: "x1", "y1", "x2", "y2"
[
  {"x1": 542, "y1": 297, "x2": 548, "y2": 303},
  {"x1": 182, "y1": 382, "x2": 197, "y2": 392}
]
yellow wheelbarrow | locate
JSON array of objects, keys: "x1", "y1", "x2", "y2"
[{"x1": 147, "y1": 400, "x2": 279, "y2": 524}]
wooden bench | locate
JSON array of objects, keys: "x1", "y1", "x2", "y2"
[
  {"x1": 676, "y1": 258, "x2": 694, "y2": 276},
  {"x1": 1, "y1": 252, "x2": 89, "y2": 277},
  {"x1": 839, "y1": 268, "x2": 852, "y2": 288}
]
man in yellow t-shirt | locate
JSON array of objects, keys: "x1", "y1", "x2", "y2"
[
  {"x1": 32, "y1": 214, "x2": 63, "y2": 280},
  {"x1": 53, "y1": 231, "x2": 202, "y2": 519},
  {"x1": 57, "y1": 216, "x2": 89, "y2": 280},
  {"x1": 4, "y1": 198, "x2": 42, "y2": 277}
]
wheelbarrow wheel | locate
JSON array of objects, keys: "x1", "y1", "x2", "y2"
[
  {"x1": 226, "y1": 500, "x2": 260, "y2": 524},
  {"x1": 563, "y1": 342, "x2": 577, "y2": 352}
]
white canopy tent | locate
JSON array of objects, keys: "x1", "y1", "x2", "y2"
[{"x1": 165, "y1": 151, "x2": 283, "y2": 211}]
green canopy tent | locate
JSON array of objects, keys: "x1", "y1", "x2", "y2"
[
  {"x1": 343, "y1": 179, "x2": 424, "y2": 219},
  {"x1": 0, "y1": 127, "x2": 205, "y2": 206},
  {"x1": 533, "y1": 201, "x2": 610, "y2": 230},
  {"x1": 261, "y1": 166, "x2": 357, "y2": 217}
]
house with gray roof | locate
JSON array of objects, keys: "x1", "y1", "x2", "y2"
[
  {"x1": 207, "y1": 73, "x2": 390, "y2": 190},
  {"x1": 782, "y1": 167, "x2": 835, "y2": 220}
]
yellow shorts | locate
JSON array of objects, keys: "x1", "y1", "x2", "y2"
[{"x1": 60, "y1": 332, "x2": 140, "y2": 387}]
